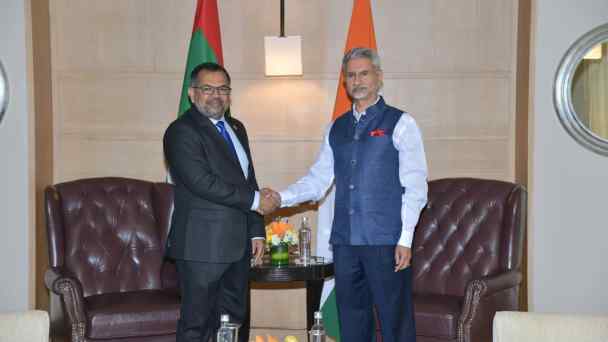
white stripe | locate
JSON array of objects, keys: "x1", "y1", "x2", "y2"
[{"x1": 317, "y1": 185, "x2": 335, "y2": 305}]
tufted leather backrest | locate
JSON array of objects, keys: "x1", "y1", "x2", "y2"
[
  {"x1": 45, "y1": 178, "x2": 174, "y2": 297},
  {"x1": 412, "y1": 178, "x2": 526, "y2": 297}
]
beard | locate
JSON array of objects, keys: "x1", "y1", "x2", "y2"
[
  {"x1": 349, "y1": 86, "x2": 371, "y2": 100},
  {"x1": 195, "y1": 98, "x2": 228, "y2": 119}
]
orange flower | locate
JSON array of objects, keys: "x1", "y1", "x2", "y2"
[{"x1": 270, "y1": 221, "x2": 290, "y2": 238}]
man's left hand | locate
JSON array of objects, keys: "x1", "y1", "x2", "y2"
[
  {"x1": 394, "y1": 245, "x2": 412, "y2": 272},
  {"x1": 252, "y1": 239, "x2": 265, "y2": 265}
]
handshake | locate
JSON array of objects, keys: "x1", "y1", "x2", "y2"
[{"x1": 256, "y1": 188, "x2": 281, "y2": 215}]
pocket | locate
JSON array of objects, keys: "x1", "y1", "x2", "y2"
[
  {"x1": 185, "y1": 208, "x2": 232, "y2": 249},
  {"x1": 186, "y1": 208, "x2": 222, "y2": 230},
  {"x1": 377, "y1": 245, "x2": 397, "y2": 268}
]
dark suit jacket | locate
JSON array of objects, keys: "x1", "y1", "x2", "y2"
[{"x1": 163, "y1": 107, "x2": 265, "y2": 263}]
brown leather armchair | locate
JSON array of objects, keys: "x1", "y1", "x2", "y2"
[
  {"x1": 410, "y1": 178, "x2": 526, "y2": 342},
  {"x1": 44, "y1": 177, "x2": 179, "y2": 342}
]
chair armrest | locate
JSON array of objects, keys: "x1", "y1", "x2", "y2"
[
  {"x1": 472, "y1": 270, "x2": 522, "y2": 296},
  {"x1": 459, "y1": 270, "x2": 523, "y2": 342},
  {"x1": 493, "y1": 311, "x2": 608, "y2": 342},
  {"x1": 0, "y1": 310, "x2": 49, "y2": 342},
  {"x1": 44, "y1": 267, "x2": 87, "y2": 341}
]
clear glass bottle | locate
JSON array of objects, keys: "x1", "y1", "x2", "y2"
[
  {"x1": 308, "y1": 311, "x2": 326, "y2": 342},
  {"x1": 298, "y1": 216, "x2": 312, "y2": 265},
  {"x1": 216, "y1": 314, "x2": 240, "y2": 342}
]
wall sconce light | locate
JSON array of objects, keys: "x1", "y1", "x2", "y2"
[{"x1": 264, "y1": 0, "x2": 302, "y2": 76}]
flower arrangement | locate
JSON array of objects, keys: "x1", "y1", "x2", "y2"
[
  {"x1": 265, "y1": 218, "x2": 298, "y2": 247},
  {"x1": 265, "y1": 218, "x2": 298, "y2": 266},
  {"x1": 254, "y1": 335, "x2": 298, "y2": 342}
]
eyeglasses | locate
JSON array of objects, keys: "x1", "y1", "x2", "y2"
[{"x1": 191, "y1": 85, "x2": 232, "y2": 95}]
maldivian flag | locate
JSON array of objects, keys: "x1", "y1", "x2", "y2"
[
  {"x1": 317, "y1": 1, "x2": 378, "y2": 341},
  {"x1": 177, "y1": 0, "x2": 224, "y2": 116},
  {"x1": 168, "y1": 0, "x2": 223, "y2": 185}
]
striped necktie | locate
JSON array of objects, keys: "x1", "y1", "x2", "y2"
[{"x1": 215, "y1": 121, "x2": 238, "y2": 158}]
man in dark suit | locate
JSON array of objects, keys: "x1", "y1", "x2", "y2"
[{"x1": 164, "y1": 62, "x2": 278, "y2": 342}]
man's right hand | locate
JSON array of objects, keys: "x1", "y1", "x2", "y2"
[{"x1": 256, "y1": 188, "x2": 281, "y2": 215}]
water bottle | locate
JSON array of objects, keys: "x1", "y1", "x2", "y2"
[
  {"x1": 308, "y1": 311, "x2": 326, "y2": 342},
  {"x1": 298, "y1": 216, "x2": 312, "y2": 265},
  {"x1": 216, "y1": 314, "x2": 240, "y2": 342}
]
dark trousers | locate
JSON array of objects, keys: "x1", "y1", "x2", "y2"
[
  {"x1": 333, "y1": 245, "x2": 416, "y2": 342},
  {"x1": 176, "y1": 255, "x2": 250, "y2": 342}
]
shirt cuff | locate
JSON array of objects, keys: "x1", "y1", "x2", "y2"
[
  {"x1": 397, "y1": 229, "x2": 414, "y2": 248},
  {"x1": 250, "y1": 191, "x2": 260, "y2": 211},
  {"x1": 251, "y1": 237, "x2": 265, "y2": 240},
  {"x1": 278, "y1": 190, "x2": 292, "y2": 207},
  {"x1": 278, "y1": 189, "x2": 312, "y2": 207}
]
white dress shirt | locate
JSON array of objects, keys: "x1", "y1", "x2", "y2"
[
  {"x1": 210, "y1": 116, "x2": 261, "y2": 213},
  {"x1": 279, "y1": 98, "x2": 428, "y2": 247}
]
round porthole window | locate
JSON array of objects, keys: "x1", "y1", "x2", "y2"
[
  {"x1": 554, "y1": 23, "x2": 608, "y2": 156},
  {"x1": 0, "y1": 60, "x2": 8, "y2": 124}
]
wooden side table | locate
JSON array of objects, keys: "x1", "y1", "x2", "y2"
[{"x1": 249, "y1": 260, "x2": 334, "y2": 330}]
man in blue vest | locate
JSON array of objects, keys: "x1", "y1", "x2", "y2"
[{"x1": 267, "y1": 47, "x2": 428, "y2": 341}]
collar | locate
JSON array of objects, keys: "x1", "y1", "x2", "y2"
[
  {"x1": 352, "y1": 96, "x2": 381, "y2": 121},
  {"x1": 352, "y1": 96, "x2": 383, "y2": 122},
  {"x1": 208, "y1": 116, "x2": 226, "y2": 127}
]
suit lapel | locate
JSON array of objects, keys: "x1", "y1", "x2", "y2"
[
  {"x1": 226, "y1": 117, "x2": 254, "y2": 181},
  {"x1": 187, "y1": 110, "x2": 242, "y2": 171}
]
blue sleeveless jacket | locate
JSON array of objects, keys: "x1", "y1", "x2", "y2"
[{"x1": 329, "y1": 97, "x2": 404, "y2": 245}]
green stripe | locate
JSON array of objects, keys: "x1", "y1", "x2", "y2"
[
  {"x1": 321, "y1": 289, "x2": 341, "y2": 341},
  {"x1": 178, "y1": 30, "x2": 219, "y2": 116}
]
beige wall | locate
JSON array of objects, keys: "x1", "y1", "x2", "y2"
[
  {"x1": 529, "y1": 0, "x2": 608, "y2": 313},
  {"x1": 47, "y1": 0, "x2": 519, "y2": 335},
  {"x1": 50, "y1": 0, "x2": 518, "y2": 184},
  {"x1": 0, "y1": 0, "x2": 33, "y2": 312}
]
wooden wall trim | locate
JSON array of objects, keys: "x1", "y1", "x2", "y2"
[
  {"x1": 515, "y1": 0, "x2": 532, "y2": 311},
  {"x1": 31, "y1": 0, "x2": 53, "y2": 311}
]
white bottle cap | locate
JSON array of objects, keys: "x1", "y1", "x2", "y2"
[
  {"x1": 314, "y1": 311, "x2": 322, "y2": 319},
  {"x1": 220, "y1": 314, "x2": 230, "y2": 323}
]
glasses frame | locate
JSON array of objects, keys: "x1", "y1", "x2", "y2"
[{"x1": 191, "y1": 84, "x2": 232, "y2": 96}]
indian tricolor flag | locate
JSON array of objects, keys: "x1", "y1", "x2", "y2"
[
  {"x1": 317, "y1": 1, "x2": 378, "y2": 341},
  {"x1": 177, "y1": 0, "x2": 224, "y2": 116}
]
